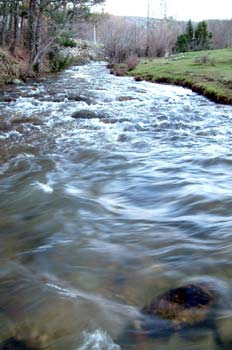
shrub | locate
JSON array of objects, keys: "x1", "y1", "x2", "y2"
[
  {"x1": 58, "y1": 32, "x2": 77, "y2": 48},
  {"x1": 194, "y1": 55, "x2": 215, "y2": 66},
  {"x1": 49, "y1": 51, "x2": 73, "y2": 72},
  {"x1": 113, "y1": 64, "x2": 128, "y2": 76},
  {"x1": 126, "y1": 55, "x2": 139, "y2": 71},
  {"x1": 62, "y1": 39, "x2": 77, "y2": 48}
]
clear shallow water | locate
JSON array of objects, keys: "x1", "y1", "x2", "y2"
[{"x1": 0, "y1": 62, "x2": 232, "y2": 349}]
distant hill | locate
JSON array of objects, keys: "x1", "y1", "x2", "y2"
[{"x1": 113, "y1": 15, "x2": 168, "y2": 27}]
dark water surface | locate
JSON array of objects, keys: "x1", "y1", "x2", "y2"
[{"x1": 0, "y1": 62, "x2": 232, "y2": 349}]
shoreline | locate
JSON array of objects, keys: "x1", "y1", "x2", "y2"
[
  {"x1": 117, "y1": 48, "x2": 232, "y2": 106},
  {"x1": 133, "y1": 75, "x2": 232, "y2": 105}
]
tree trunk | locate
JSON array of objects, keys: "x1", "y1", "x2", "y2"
[
  {"x1": 69, "y1": 3, "x2": 77, "y2": 31},
  {"x1": 8, "y1": 2, "x2": 14, "y2": 41},
  {"x1": 63, "y1": 0, "x2": 67, "y2": 16},
  {"x1": 1, "y1": 2, "x2": 8, "y2": 48},
  {"x1": 28, "y1": 0, "x2": 37, "y2": 66},
  {"x1": 10, "y1": 1, "x2": 20, "y2": 55},
  {"x1": 34, "y1": 7, "x2": 43, "y2": 73},
  {"x1": 20, "y1": 14, "x2": 25, "y2": 43}
]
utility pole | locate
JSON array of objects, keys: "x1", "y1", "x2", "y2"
[
  {"x1": 135, "y1": 16, "x2": 139, "y2": 47},
  {"x1": 93, "y1": 24, "x2": 97, "y2": 45},
  {"x1": 160, "y1": 0, "x2": 167, "y2": 20},
  {"x1": 145, "y1": 0, "x2": 150, "y2": 56}
]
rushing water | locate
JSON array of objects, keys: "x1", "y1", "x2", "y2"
[{"x1": 0, "y1": 62, "x2": 232, "y2": 350}]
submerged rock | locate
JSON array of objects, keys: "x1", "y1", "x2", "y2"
[
  {"x1": 0, "y1": 122, "x2": 11, "y2": 132},
  {"x1": 3, "y1": 97, "x2": 16, "y2": 103},
  {"x1": 101, "y1": 118, "x2": 129, "y2": 124},
  {"x1": 141, "y1": 284, "x2": 215, "y2": 332},
  {"x1": 117, "y1": 96, "x2": 136, "y2": 102},
  {"x1": 132, "y1": 283, "x2": 222, "y2": 344},
  {"x1": 0, "y1": 337, "x2": 33, "y2": 350},
  {"x1": 10, "y1": 79, "x2": 24, "y2": 85},
  {"x1": 11, "y1": 117, "x2": 42, "y2": 125},
  {"x1": 71, "y1": 110, "x2": 107, "y2": 120},
  {"x1": 67, "y1": 95, "x2": 94, "y2": 105}
]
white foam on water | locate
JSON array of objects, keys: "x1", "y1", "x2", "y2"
[
  {"x1": 79, "y1": 329, "x2": 121, "y2": 350},
  {"x1": 3, "y1": 130, "x2": 22, "y2": 138},
  {"x1": 64, "y1": 185, "x2": 85, "y2": 197},
  {"x1": 72, "y1": 72, "x2": 91, "y2": 79},
  {"x1": 34, "y1": 181, "x2": 54, "y2": 193},
  {"x1": 0, "y1": 134, "x2": 9, "y2": 140}
]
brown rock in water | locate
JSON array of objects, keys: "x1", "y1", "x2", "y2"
[
  {"x1": 11, "y1": 117, "x2": 42, "y2": 125},
  {"x1": 101, "y1": 118, "x2": 130, "y2": 124},
  {"x1": 69, "y1": 96, "x2": 94, "y2": 105},
  {"x1": 71, "y1": 110, "x2": 107, "y2": 120},
  {"x1": 118, "y1": 96, "x2": 136, "y2": 102},
  {"x1": 134, "y1": 76, "x2": 143, "y2": 82},
  {"x1": 0, "y1": 122, "x2": 11, "y2": 132},
  {"x1": 3, "y1": 98, "x2": 16, "y2": 103},
  {"x1": 135, "y1": 283, "x2": 217, "y2": 338}
]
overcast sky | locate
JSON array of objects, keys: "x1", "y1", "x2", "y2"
[{"x1": 104, "y1": 0, "x2": 232, "y2": 21}]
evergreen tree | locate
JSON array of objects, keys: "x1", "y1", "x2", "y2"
[
  {"x1": 186, "y1": 19, "x2": 194, "y2": 49},
  {"x1": 175, "y1": 34, "x2": 189, "y2": 53},
  {"x1": 194, "y1": 20, "x2": 213, "y2": 50},
  {"x1": 175, "y1": 19, "x2": 213, "y2": 53},
  {"x1": 186, "y1": 20, "x2": 194, "y2": 40}
]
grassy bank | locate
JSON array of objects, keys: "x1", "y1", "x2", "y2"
[{"x1": 125, "y1": 48, "x2": 232, "y2": 104}]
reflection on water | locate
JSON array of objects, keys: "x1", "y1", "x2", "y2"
[{"x1": 0, "y1": 62, "x2": 232, "y2": 349}]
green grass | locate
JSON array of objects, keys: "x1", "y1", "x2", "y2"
[{"x1": 126, "y1": 48, "x2": 232, "y2": 104}]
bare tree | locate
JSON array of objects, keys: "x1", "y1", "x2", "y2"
[{"x1": 208, "y1": 20, "x2": 232, "y2": 49}]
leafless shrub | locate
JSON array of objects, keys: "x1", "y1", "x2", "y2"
[
  {"x1": 126, "y1": 54, "x2": 139, "y2": 70},
  {"x1": 114, "y1": 66, "x2": 128, "y2": 76},
  {"x1": 194, "y1": 55, "x2": 215, "y2": 66}
]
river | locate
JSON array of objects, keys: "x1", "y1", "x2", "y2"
[{"x1": 0, "y1": 62, "x2": 232, "y2": 350}]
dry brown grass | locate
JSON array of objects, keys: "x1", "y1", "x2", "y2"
[{"x1": 0, "y1": 48, "x2": 29, "y2": 84}]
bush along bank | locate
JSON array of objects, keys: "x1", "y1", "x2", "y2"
[
  {"x1": 50, "y1": 40, "x2": 105, "y2": 73},
  {"x1": 112, "y1": 48, "x2": 232, "y2": 105}
]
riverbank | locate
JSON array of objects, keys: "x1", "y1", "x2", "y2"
[
  {"x1": 0, "y1": 48, "x2": 28, "y2": 87},
  {"x1": 121, "y1": 48, "x2": 232, "y2": 105}
]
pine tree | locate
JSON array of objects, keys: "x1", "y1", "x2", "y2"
[
  {"x1": 186, "y1": 20, "x2": 194, "y2": 40},
  {"x1": 194, "y1": 21, "x2": 212, "y2": 50},
  {"x1": 175, "y1": 34, "x2": 189, "y2": 53},
  {"x1": 175, "y1": 19, "x2": 213, "y2": 53}
]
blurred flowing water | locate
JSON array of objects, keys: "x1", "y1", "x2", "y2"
[{"x1": 0, "y1": 62, "x2": 232, "y2": 349}]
